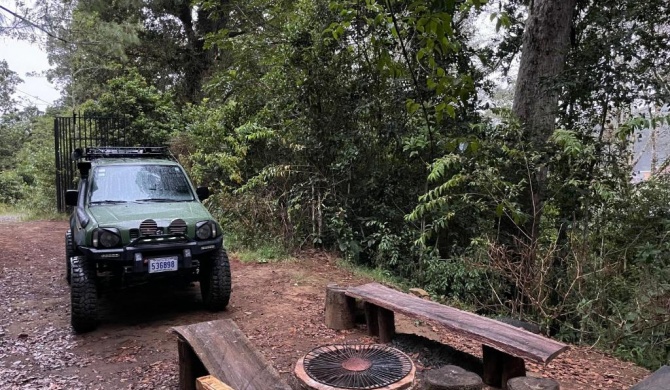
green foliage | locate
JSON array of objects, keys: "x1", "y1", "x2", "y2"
[
  {"x1": 42, "y1": 0, "x2": 219, "y2": 105},
  {"x1": 421, "y1": 246, "x2": 498, "y2": 305},
  {"x1": 234, "y1": 243, "x2": 290, "y2": 264},
  {"x1": 571, "y1": 177, "x2": 670, "y2": 367},
  {"x1": 0, "y1": 60, "x2": 22, "y2": 115},
  {"x1": 0, "y1": 106, "x2": 39, "y2": 170},
  {"x1": 336, "y1": 259, "x2": 405, "y2": 289},
  {"x1": 13, "y1": 115, "x2": 60, "y2": 215},
  {"x1": 80, "y1": 70, "x2": 181, "y2": 145},
  {"x1": 9, "y1": 0, "x2": 667, "y2": 370},
  {"x1": 0, "y1": 170, "x2": 25, "y2": 205},
  {"x1": 192, "y1": 0, "x2": 444, "y2": 259},
  {"x1": 407, "y1": 103, "x2": 669, "y2": 367},
  {"x1": 0, "y1": 106, "x2": 57, "y2": 215}
]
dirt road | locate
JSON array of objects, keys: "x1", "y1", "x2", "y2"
[{"x1": 0, "y1": 220, "x2": 650, "y2": 389}]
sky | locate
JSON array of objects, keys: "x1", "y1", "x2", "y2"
[{"x1": 1, "y1": 36, "x2": 60, "y2": 108}]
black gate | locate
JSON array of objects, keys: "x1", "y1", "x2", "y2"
[{"x1": 54, "y1": 114, "x2": 130, "y2": 212}]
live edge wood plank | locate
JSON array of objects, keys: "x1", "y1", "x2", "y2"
[
  {"x1": 171, "y1": 319, "x2": 291, "y2": 390},
  {"x1": 631, "y1": 366, "x2": 670, "y2": 390},
  {"x1": 345, "y1": 283, "x2": 568, "y2": 364}
]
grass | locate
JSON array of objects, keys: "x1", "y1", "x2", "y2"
[
  {"x1": 0, "y1": 203, "x2": 19, "y2": 215},
  {"x1": 223, "y1": 229, "x2": 294, "y2": 264},
  {"x1": 234, "y1": 245, "x2": 293, "y2": 264},
  {"x1": 25, "y1": 209, "x2": 69, "y2": 221},
  {"x1": 336, "y1": 258, "x2": 406, "y2": 289},
  {"x1": 0, "y1": 203, "x2": 68, "y2": 221}
]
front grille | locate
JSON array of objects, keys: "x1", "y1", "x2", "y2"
[{"x1": 129, "y1": 229, "x2": 140, "y2": 240}]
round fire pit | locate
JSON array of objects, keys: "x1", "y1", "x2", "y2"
[{"x1": 295, "y1": 344, "x2": 415, "y2": 390}]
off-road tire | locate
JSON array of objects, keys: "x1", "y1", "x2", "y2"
[
  {"x1": 70, "y1": 256, "x2": 98, "y2": 333},
  {"x1": 199, "y1": 248, "x2": 231, "y2": 311},
  {"x1": 65, "y1": 231, "x2": 74, "y2": 284}
]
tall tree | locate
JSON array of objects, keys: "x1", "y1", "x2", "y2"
[
  {"x1": 0, "y1": 60, "x2": 21, "y2": 115},
  {"x1": 41, "y1": 0, "x2": 232, "y2": 106},
  {"x1": 510, "y1": 0, "x2": 576, "y2": 245}
]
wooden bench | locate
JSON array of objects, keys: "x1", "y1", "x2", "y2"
[
  {"x1": 343, "y1": 283, "x2": 569, "y2": 388},
  {"x1": 171, "y1": 319, "x2": 291, "y2": 390},
  {"x1": 631, "y1": 366, "x2": 670, "y2": 390}
]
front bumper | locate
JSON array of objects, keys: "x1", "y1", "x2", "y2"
[{"x1": 78, "y1": 235, "x2": 223, "y2": 273}]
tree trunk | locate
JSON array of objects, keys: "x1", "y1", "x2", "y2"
[
  {"x1": 174, "y1": 1, "x2": 228, "y2": 103},
  {"x1": 511, "y1": 0, "x2": 577, "y2": 246},
  {"x1": 513, "y1": 0, "x2": 576, "y2": 142}
]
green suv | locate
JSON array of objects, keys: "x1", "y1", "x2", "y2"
[{"x1": 64, "y1": 147, "x2": 231, "y2": 333}]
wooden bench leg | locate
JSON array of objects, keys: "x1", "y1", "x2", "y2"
[
  {"x1": 178, "y1": 336, "x2": 208, "y2": 390},
  {"x1": 364, "y1": 302, "x2": 379, "y2": 336},
  {"x1": 377, "y1": 307, "x2": 395, "y2": 343},
  {"x1": 325, "y1": 284, "x2": 356, "y2": 330},
  {"x1": 482, "y1": 345, "x2": 526, "y2": 389}
]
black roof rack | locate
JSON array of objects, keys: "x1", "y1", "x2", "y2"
[{"x1": 72, "y1": 147, "x2": 175, "y2": 161}]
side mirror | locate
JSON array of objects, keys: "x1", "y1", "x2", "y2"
[
  {"x1": 65, "y1": 190, "x2": 79, "y2": 206},
  {"x1": 196, "y1": 186, "x2": 210, "y2": 201}
]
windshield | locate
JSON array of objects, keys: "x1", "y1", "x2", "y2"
[{"x1": 89, "y1": 164, "x2": 195, "y2": 204}]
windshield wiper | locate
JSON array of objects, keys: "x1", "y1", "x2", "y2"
[
  {"x1": 135, "y1": 198, "x2": 188, "y2": 202},
  {"x1": 90, "y1": 200, "x2": 127, "y2": 204}
]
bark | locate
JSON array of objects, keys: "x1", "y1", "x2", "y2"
[
  {"x1": 513, "y1": 0, "x2": 576, "y2": 144},
  {"x1": 511, "y1": 0, "x2": 577, "y2": 244},
  {"x1": 174, "y1": 1, "x2": 228, "y2": 103}
]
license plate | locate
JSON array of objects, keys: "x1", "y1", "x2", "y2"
[{"x1": 148, "y1": 256, "x2": 178, "y2": 273}]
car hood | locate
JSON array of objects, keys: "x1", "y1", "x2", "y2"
[{"x1": 87, "y1": 201, "x2": 213, "y2": 228}]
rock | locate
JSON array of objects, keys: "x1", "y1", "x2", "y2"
[
  {"x1": 409, "y1": 288, "x2": 430, "y2": 298},
  {"x1": 507, "y1": 377, "x2": 560, "y2": 390}
]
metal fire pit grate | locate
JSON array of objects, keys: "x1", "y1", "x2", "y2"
[{"x1": 301, "y1": 344, "x2": 413, "y2": 389}]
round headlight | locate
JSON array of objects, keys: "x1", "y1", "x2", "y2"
[
  {"x1": 99, "y1": 230, "x2": 120, "y2": 248},
  {"x1": 196, "y1": 223, "x2": 212, "y2": 240}
]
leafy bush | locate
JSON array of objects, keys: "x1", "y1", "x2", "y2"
[
  {"x1": 0, "y1": 170, "x2": 25, "y2": 204},
  {"x1": 14, "y1": 116, "x2": 59, "y2": 215},
  {"x1": 79, "y1": 70, "x2": 180, "y2": 146}
]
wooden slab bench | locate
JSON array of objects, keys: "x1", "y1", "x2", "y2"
[
  {"x1": 171, "y1": 319, "x2": 291, "y2": 390},
  {"x1": 344, "y1": 283, "x2": 569, "y2": 388},
  {"x1": 631, "y1": 366, "x2": 670, "y2": 390}
]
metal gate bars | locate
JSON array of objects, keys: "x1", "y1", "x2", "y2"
[{"x1": 54, "y1": 113, "x2": 129, "y2": 212}]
